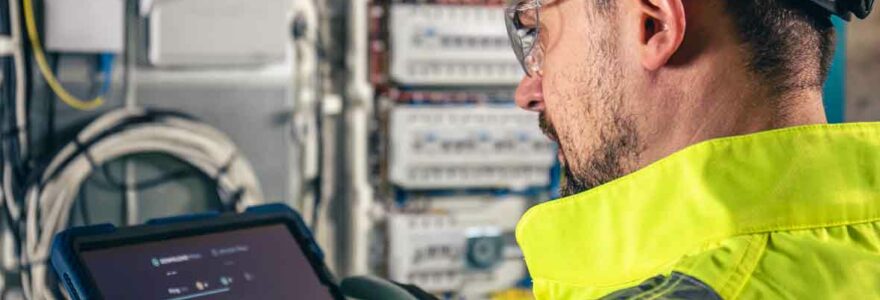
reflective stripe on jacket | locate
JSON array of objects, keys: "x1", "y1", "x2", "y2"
[{"x1": 516, "y1": 123, "x2": 880, "y2": 299}]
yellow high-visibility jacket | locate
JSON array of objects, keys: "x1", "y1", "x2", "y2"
[{"x1": 516, "y1": 123, "x2": 880, "y2": 299}]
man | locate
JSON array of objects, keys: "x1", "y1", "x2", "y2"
[{"x1": 506, "y1": 0, "x2": 878, "y2": 299}]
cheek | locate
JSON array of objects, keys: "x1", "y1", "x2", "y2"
[
  {"x1": 542, "y1": 57, "x2": 620, "y2": 169},
  {"x1": 543, "y1": 75, "x2": 597, "y2": 154}
]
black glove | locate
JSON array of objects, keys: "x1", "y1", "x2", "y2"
[{"x1": 340, "y1": 276, "x2": 438, "y2": 300}]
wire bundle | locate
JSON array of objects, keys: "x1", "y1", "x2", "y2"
[
  {"x1": 18, "y1": 108, "x2": 265, "y2": 299},
  {"x1": 1, "y1": 0, "x2": 32, "y2": 295}
]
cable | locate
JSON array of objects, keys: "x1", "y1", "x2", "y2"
[
  {"x1": 11, "y1": 0, "x2": 27, "y2": 158},
  {"x1": 0, "y1": 1, "x2": 27, "y2": 297},
  {"x1": 20, "y1": 108, "x2": 265, "y2": 299},
  {"x1": 96, "y1": 53, "x2": 114, "y2": 96},
  {"x1": 76, "y1": 182, "x2": 89, "y2": 226},
  {"x1": 22, "y1": 0, "x2": 105, "y2": 111},
  {"x1": 82, "y1": 53, "x2": 115, "y2": 100},
  {"x1": 1, "y1": 0, "x2": 29, "y2": 285}
]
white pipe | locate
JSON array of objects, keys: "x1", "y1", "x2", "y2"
[
  {"x1": 124, "y1": 0, "x2": 140, "y2": 223},
  {"x1": 291, "y1": 0, "x2": 321, "y2": 214},
  {"x1": 125, "y1": 161, "x2": 138, "y2": 225},
  {"x1": 124, "y1": 0, "x2": 138, "y2": 109},
  {"x1": 345, "y1": 0, "x2": 374, "y2": 277}
]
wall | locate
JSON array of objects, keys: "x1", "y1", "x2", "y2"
[{"x1": 846, "y1": 14, "x2": 880, "y2": 121}]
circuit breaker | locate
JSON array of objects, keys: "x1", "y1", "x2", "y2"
[
  {"x1": 386, "y1": 197, "x2": 527, "y2": 296},
  {"x1": 388, "y1": 4, "x2": 523, "y2": 85},
  {"x1": 389, "y1": 105, "x2": 556, "y2": 190}
]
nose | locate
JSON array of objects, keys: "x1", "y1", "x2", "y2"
[{"x1": 514, "y1": 75, "x2": 544, "y2": 112}]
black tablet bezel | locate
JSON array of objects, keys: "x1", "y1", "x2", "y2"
[{"x1": 59, "y1": 208, "x2": 343, "y2": 300}]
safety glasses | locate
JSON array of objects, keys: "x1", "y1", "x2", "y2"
[{"x1": 504, "y1": 0, "x2": 544, "y2": 77}]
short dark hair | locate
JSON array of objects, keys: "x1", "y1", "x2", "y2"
[{"x1": 724, "y1": 0, "x2": 836, "y2": 95}]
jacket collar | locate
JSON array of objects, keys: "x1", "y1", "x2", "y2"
[{"x1": 516, "y1": 123, "x2": 880, "y2": 289}]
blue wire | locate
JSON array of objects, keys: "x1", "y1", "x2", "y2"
[{"x1": 97, "y1": 53, "x2": 115, "y2": 95}]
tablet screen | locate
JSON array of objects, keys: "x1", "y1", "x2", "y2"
[{"x1": 79, "y1": 223, "x2": 334, "y2": 300}]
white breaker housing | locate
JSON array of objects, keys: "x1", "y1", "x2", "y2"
[
  {"x1": 389, "y1": 4, "x2": 525, "y2": 86},
  {"x1": 389, "y1": 105, "x2": 556, "y2": 190}
]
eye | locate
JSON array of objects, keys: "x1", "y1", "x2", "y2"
[{"x1": 515, "y1": 9, "x2": 539, "y2": 29}]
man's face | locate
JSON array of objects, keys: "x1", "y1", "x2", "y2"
[{"x1": 514, "y1": 0, "x2": 641, "y2": 196}]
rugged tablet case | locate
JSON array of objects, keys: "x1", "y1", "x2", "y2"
[{"x1": 50, "y1": 203, "x2": 341, "y2": 300}]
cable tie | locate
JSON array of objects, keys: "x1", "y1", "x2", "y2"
[
  {"x1": 1, "y1": 126, "x2": 21, "y2": 138},
  {"x1": 17, "y1": 256, "x2": 48, "y2": 270},
  {"x1": 72, "y1": 138, "x2": 99, "y2": 173},
  {"x1": 226, "y1": 188, "x2": 245, "y2": 211},
  {"x1": 213, "y1": 152, "x2": 238, "y2": 181}
]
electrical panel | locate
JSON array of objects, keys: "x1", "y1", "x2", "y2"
[
  {"x1": 388, "y1": 214, "x2": 467, "y2": 291},
  {"x1": 146, "y1": 0, "x2": 290, "y2": 67},
  {"x1": 387, "y1": 3, "x2": 523, "y2": 85},
  {"x1": 369, "y1": 1, "x2": 554, "y2": 298},
  {"x1": 45, "y1": 0, "x2": 125, "y2": 53},
  {"x1": 386, "y1": 197, "x2": 526, "y2": 296},
  {"x1": 389, "y1": 105, "x2": 555, "y2": 190}
]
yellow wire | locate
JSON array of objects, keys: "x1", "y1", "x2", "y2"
[{"x1": 23, "y1": 0, "x2": 105, "y2": 111}]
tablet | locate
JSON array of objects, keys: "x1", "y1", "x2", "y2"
[{"x1": 51, "y1": 204, "x2": 344, "y2": 300}]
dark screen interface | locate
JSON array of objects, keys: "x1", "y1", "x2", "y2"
[{"x1": 80, "y1": 224, "x2": 334, "y2": 300}]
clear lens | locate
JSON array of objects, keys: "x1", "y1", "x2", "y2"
[
  {"x1": 504, "y1": 0, "x2": 542, "y2": 77},
  {"x1": 505, "y1": 8, "x2": 528, "y2": 70},
  {"x1": 525, "y1": 42, "x2": 544, "y2": 76}
]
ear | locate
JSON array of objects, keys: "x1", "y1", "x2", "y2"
[{"x1": 637, "y1": 0, "x2": 686, "y2": 71}]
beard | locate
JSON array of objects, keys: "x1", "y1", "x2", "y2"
[
  {"x1": 537, "y1": 14, "x2": 640, "y2": 198},
  {"x1": 539, "y1": 89, "x2": 639, "y2": 198}
]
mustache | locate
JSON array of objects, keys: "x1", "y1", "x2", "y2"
[{"x1": 538, "y1": 113, "x2": 559, "y2": 142}]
